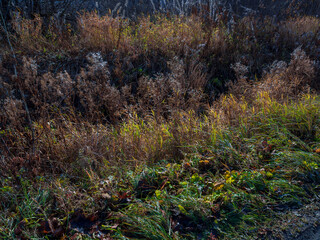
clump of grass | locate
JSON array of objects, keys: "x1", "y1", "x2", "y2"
[
  {"x1": 78, "y1": 12, "x2": 132, "y2": 53},
  {"x1": 134, "y1": 14, "x2": 205, "y2": 56}
]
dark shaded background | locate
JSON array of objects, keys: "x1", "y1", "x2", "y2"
[{"x1": 1, "y1": 0, "x2": 320, "y2": 22}]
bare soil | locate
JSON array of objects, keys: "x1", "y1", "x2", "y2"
[{"x1": 272, "y1": 198, "x2": 320, "y2": 240}]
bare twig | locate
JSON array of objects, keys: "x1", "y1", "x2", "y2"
[
  {"x1": 0, "y1": 8, "x2": 36, "y2": 155},
  {"x1": 0, "y1": 135, "x2": 13, "y2": 157}
]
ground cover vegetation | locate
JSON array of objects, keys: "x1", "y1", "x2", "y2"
[{"x1": 1, "y1": 6, "x2": 320, "y2": 239}]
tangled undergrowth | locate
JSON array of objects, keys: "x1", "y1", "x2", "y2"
[
  {"x1": 1, "y1": 92, "x2": 320, "y2": 239},
  {"x1": 0, "y1": 11, "x2": 320, "y2": 240}
]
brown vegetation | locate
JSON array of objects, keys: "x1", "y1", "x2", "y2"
[{"x1": 1, "y1": 11, "x2": 320, "y2": 239}]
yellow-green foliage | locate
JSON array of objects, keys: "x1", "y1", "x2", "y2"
[{"x1": 1, "y1": 12, "x2": 320, "y2": 240}]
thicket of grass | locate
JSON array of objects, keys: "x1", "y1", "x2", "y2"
[
  {"x1": 2, "y1": 12, "x2": 320, "y2": 101},
  {"x1": 1, "y1": 93, "x2": 320, "y2": 239},
  {"x1": 0, "y1": 11, "x2": 320, "y2": 239}
]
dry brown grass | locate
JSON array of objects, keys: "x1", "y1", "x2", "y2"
[
  {"x1": 78, "y1": 12, "x2": 133, "y2": 53},
  {"x1": 0, "y1": 53, "x2": 210, "y2": 178},
  {"x1": 282, "y1": 16, "x2": 320, "y2": 38},
  {"x1": 134, "y1": 14, "x2": 205, "y2": 56},
  {"x1": 11, "y1": 13, "x2": 75, "y2": 53},
  {"x1": 2, "y1": 12, "x2": 320, "y2": 240},
  {"x1": 257, "y1": 47, "x2": 315, "y2": 99},
  {"x1": 215, "y1": 47, "x2": 316, "y2": 126},
  {"x1": 228, "y1": 47, "x2": 315, "y2": 101},
  {"x1": 1, "y1": 13, "x2": 320, "y2": 180}
]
